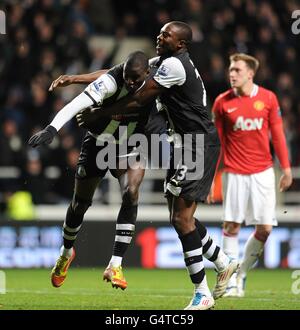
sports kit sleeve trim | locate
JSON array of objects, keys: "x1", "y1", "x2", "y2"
[{"x1": 84, "y1": 73, "x2": 118, "y2": 105}]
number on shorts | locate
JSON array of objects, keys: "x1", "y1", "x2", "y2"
[{"x1": 176, "y1": 165, "x2": 188, "y2": 181}]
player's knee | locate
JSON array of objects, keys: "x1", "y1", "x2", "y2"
[
  {"x1": 170, "y1": 214, "x2": 181, "y2": 232},
  {"x1": 223, "y1": 221, "x2": 240, "y2": 236},
  {"x1": 171, "y1": 214, "x2": 191, "y2": 234},
  {"x1": 71, "y1": 195, "x2": 92, "y2": 215},
  {"x1": 122, "y1": 186, "x2": 139, "y2": 205},
  {"x1": 254, "y1": 227, "x2": 272, "y2": 242}
]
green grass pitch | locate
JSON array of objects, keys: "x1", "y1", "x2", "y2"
[{"x1": 0, "y1": 268, "x2": 299, "y2": 310}]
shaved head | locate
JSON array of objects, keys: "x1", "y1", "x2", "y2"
[
  {"x1": 168, "y1": 21, "x2": 193, "y2": 45},
  {"x1": 125, "y1": 51, "x2": 149, "y2": 71}
]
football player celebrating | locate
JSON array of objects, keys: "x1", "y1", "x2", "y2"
[
  {"x1": 29, "y1": 51, "x2": 160, "y2": 290},
  {"x1": 84, "y1": 21, "x2": 239, "y2": 310}
]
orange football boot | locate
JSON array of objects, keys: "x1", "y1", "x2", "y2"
[{"x1": 51, "y1": 248, "x2": 76, "y2": 288}]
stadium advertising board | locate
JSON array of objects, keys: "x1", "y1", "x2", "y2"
[{"x1": 0, "y1": 221, "x2": 299, "y2": 269}]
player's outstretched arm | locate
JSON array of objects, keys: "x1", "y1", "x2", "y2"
[
  {"x1": 49, "y1": 70, "x2": 108, "y2": 91},
  {"x1": 28, "y1": 93, "x2": 94, "y2": 147},
  {"x1": 29, "y1": 73, "x2": 118, "y2": 147}
]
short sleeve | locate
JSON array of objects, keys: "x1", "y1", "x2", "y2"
[
  {"x1": 149, "y1": 56, "x2": 160, "y2": 67},
  {"x1": 153, "y1": 57, "x2": 186, "y2": 88},
  {"x1": 107, "y1": 63, "x2": 124, "y2": 86}
]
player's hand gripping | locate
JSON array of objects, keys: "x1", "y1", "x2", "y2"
[
  {"x1": 279, "y1": 168, "x2": 293, "y2": 192},
  {"x1": 76, "y1": 107, "x2": 102, "y2": 128},
  {"x1": 28, "y1": 125, "x2": 57, "y2": 148},
  {"x1": 49, "y1": 75, "x2": 75, "y2": 91}
]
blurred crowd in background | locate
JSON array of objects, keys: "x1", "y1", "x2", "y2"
[{"x1": 0, "y1": 0, "x2": 299, "y2": 211}]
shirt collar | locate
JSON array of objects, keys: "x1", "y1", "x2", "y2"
[{"x1": 233, "y1": 84, "x2": 258, "y2": 97}]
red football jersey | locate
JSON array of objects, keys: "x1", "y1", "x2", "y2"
[{"x1": 213, "y1": 84, "x2": 290, "y2": 174}]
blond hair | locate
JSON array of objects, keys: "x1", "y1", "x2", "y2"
[{"x1": 230, "y1": 53, "x2": 259, "y2": 74}]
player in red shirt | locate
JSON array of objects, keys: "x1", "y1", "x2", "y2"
[{"x1": 211, "y1": 53, "x2": 293, "y2": 297}]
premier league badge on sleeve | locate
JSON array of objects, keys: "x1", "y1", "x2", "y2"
[{"x1": 158, "y1": 64, "x2": 170, "y2": 77}]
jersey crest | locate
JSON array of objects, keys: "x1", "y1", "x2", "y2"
[{"x1": 253, "y1": 100, "x2": 265, "y2": 111}]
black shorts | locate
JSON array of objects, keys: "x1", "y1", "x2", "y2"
[
  {"x1": 76, "y1": 133, "x2": 139, "y2": 180},
  {"x1": 165, "y1": 132, "x2": 220, "y2": 202}
]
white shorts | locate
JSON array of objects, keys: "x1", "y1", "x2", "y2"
[{"x1": 222, "y1": 167, "x2": 277, "y2": 226}]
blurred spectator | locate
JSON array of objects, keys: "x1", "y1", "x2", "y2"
[
  {"x1": 29, "y1": 81, "x2": 52, "y2": 127},
  {"x1": 206, "y1": 53, "x2": 228, "y2": 101},
  {"x1": 87, "y1": 0, "x2": 116, "y2": 34},
  {"x1": 0, "y1": 119, "x2": 23, "y2": 167},
  {"x1": 55, "y1": 147, "x2": 80, "y2": 202},
  {"x1": 63, "y1": 20, "x2": 91, "y2": 68},
  {"x1": 21, "y1": 154, "x2": 51, "y2": 205}
]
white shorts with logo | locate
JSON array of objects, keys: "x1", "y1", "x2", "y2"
[{"x1": 222, "y1": 167, "x2": 277, "y2": 226}]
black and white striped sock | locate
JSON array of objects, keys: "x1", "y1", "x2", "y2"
[
  {"x1": 110, "y1": 204, "x2": 137, "y2": 267},
  {"x1": 195, "y1": 219, "x2": 229, "y2": 271},
  {"x1": 60, "y1": 204, "x2": 84, "y2": 257},
  {"x1": 63, "y1": 205, "x2": 84, "y2": 247},
  {"x1": 195, "y1": 218, "x2": 220, "y2": 261},
  {"x1": 179, "y1": 229, "x2": 207, "y2": 288}
]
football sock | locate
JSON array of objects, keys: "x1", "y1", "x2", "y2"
[
  {"x1": 62, "y1": 204, "x2": 84, "y2": 249},
  {"x1": 109, "y1": 256, "x2": 122, "y2": 267},
  {"x1": 222, "y1": 230, "x2": 239, "y2": 284},
  {"x1": 61, "y1": 196, "x2": 91, "y2": 250},
  {"x1": 195, "y1": 219, "x2": 229, "y2": 272},
  {"x1": 222, "y1": 230, "x2": 239, "y2": 261},
  {"x1": 109, "y1": 204, "x2": 137, "y2": 267},
  {"x1": 179, "y1": 229, "x2": 210, "y2": 295},
  {"x1": 238, "y1": 233, "x2": 264, "y2": 278},
  {"x1": 60, "y1": 246, "x2": 73, "y2": 258},
  {"x1": 194, "y1": 275, "x2": 211, "y2": 297},
  {"x1": 195, "y1": 220, "x2": 220, "y2": 260}
]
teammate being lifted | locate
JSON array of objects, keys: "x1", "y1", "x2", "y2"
[{"x1": 29, "y1": 51, "x2": 159, "y2": 290}]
